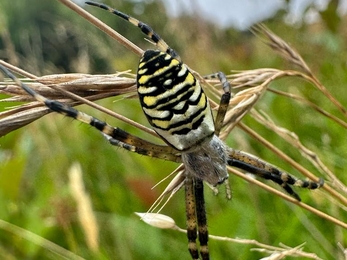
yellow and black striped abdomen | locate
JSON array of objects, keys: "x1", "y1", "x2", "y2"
[{"x1": 137, "y1": 50, "x2": 215, "y2": 151}]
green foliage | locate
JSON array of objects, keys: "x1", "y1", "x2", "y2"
[{"x1": 0, "y1": 0, "x2": 347, "y2": 259}]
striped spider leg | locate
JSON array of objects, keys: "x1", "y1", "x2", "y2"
[{"x1": 0, "y1": 1, "x2": 324, "y2": 259}]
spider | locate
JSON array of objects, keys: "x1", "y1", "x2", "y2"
[{"x1": 0, "y1": 2, "x2": 324, "y2": 259}]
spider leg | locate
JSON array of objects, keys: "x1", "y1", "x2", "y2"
[
  {"x1": 0, "y1": 64, "x2": 181, "y2": 163},
  {"x1": 204, "y1": 72, "x2": 231, "y2": 136},
  {"x1": 227, "y1": 149, "x2": 324, "y2": 201},
  {"x1": 185, "y1": 177, "x2": 211, "y2": 260},
  {"x1": 194, "y1": 178, "x2": 209, "y2": 260},
  {"x1": 185, "y1": 175, "x2": 199, "y2": 260},
  {"x1": 104, "y1": 130, "x2": 180, "y2": 162},
  {"x1": 85, "y1": 1, "x2": 179, "y2": 60}
]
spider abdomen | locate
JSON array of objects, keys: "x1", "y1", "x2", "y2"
[{"x1": 137, "y1": 50, "x2": 215, "y2": 151}]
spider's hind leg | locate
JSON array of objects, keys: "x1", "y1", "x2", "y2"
[
  {"x1": 185, "y1": 176, "x2": 210, "y2": 260},
  {"x1": 195, "y1": 179, "x2": 209, "y2": 260},
  {"x1": 227, "y1": 149, "x2": 324, "y2": 201},
  {"x1": 185, "y1": 176, "x2": 199, "y2": 259}
]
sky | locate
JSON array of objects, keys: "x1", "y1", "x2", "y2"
[
  {"x1": 161, "y1": 0, "x2": 340, "y2": 30},
  {"x1": 75, "y1": 0, "x2": 347, "y2": 30}
]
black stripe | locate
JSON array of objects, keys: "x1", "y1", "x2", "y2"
[
  {"x1": 138, "y1": 51, "x2": 170, "y2": 75},
  {"x1": 161, "y1": 85, "x2": 202, "y2": 112},
  {"x1": 151, "y1": 102, "x2": 207, "y2": 132},
  {"x1": 171, "y1": 114, "x2": 205, "y2": 135},
  {"x1": 45, "y1": 100, "x2": 79, "y2": 118},
  {"x1": 144, "y1": 85, "x2": 195, "y2": 109},
  {"x1": 139, "y1": 73, "x2": 195, "y2": 110},
  {"x1": 137, "y1": 51, "x2": 185, "y2": 92},
  {"x1": 172, "y1": 113, "x2": 205, "y2": 134},
  {"x1": 143, "y1": 88, "x2": 204, "y2": 121},
  {"x1": 90, "y1": 118, "x2": 107, "y2": 131}
]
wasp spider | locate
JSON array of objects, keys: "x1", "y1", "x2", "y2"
[{"x1": 0, "y1": 2, "x2": 324, "y2": 259}]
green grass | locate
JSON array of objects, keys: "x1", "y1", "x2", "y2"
[{"x1": 0, "y1": 0, "x2": 347, "y2": 259}]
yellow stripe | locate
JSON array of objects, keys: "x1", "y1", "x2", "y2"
[
  {"x1": 143, "y1": 95, "x2": 158, "y2": 107},
  {"x1": 138, "y1": 68, "x2": 148, "y2": 74},
  {"x1": 138, "y1": 74, "x2": 151, "y2": 85},
  {"x1": 196, "y1": 92, "x2": 207, "y2": 110},
  {"x1": 151, "y1": 118, "x2": 171, "y2": 129},
  {"x1": 141, "y1": 68, "x2": 195, "y2": 107},
  {"x1": 138, "y1": 85, "x2": 157, "y2": 94}
]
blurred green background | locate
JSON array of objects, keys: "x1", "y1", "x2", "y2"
[{"x1": 0, "y1": 0, "x2": 347, "y2": 259}]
